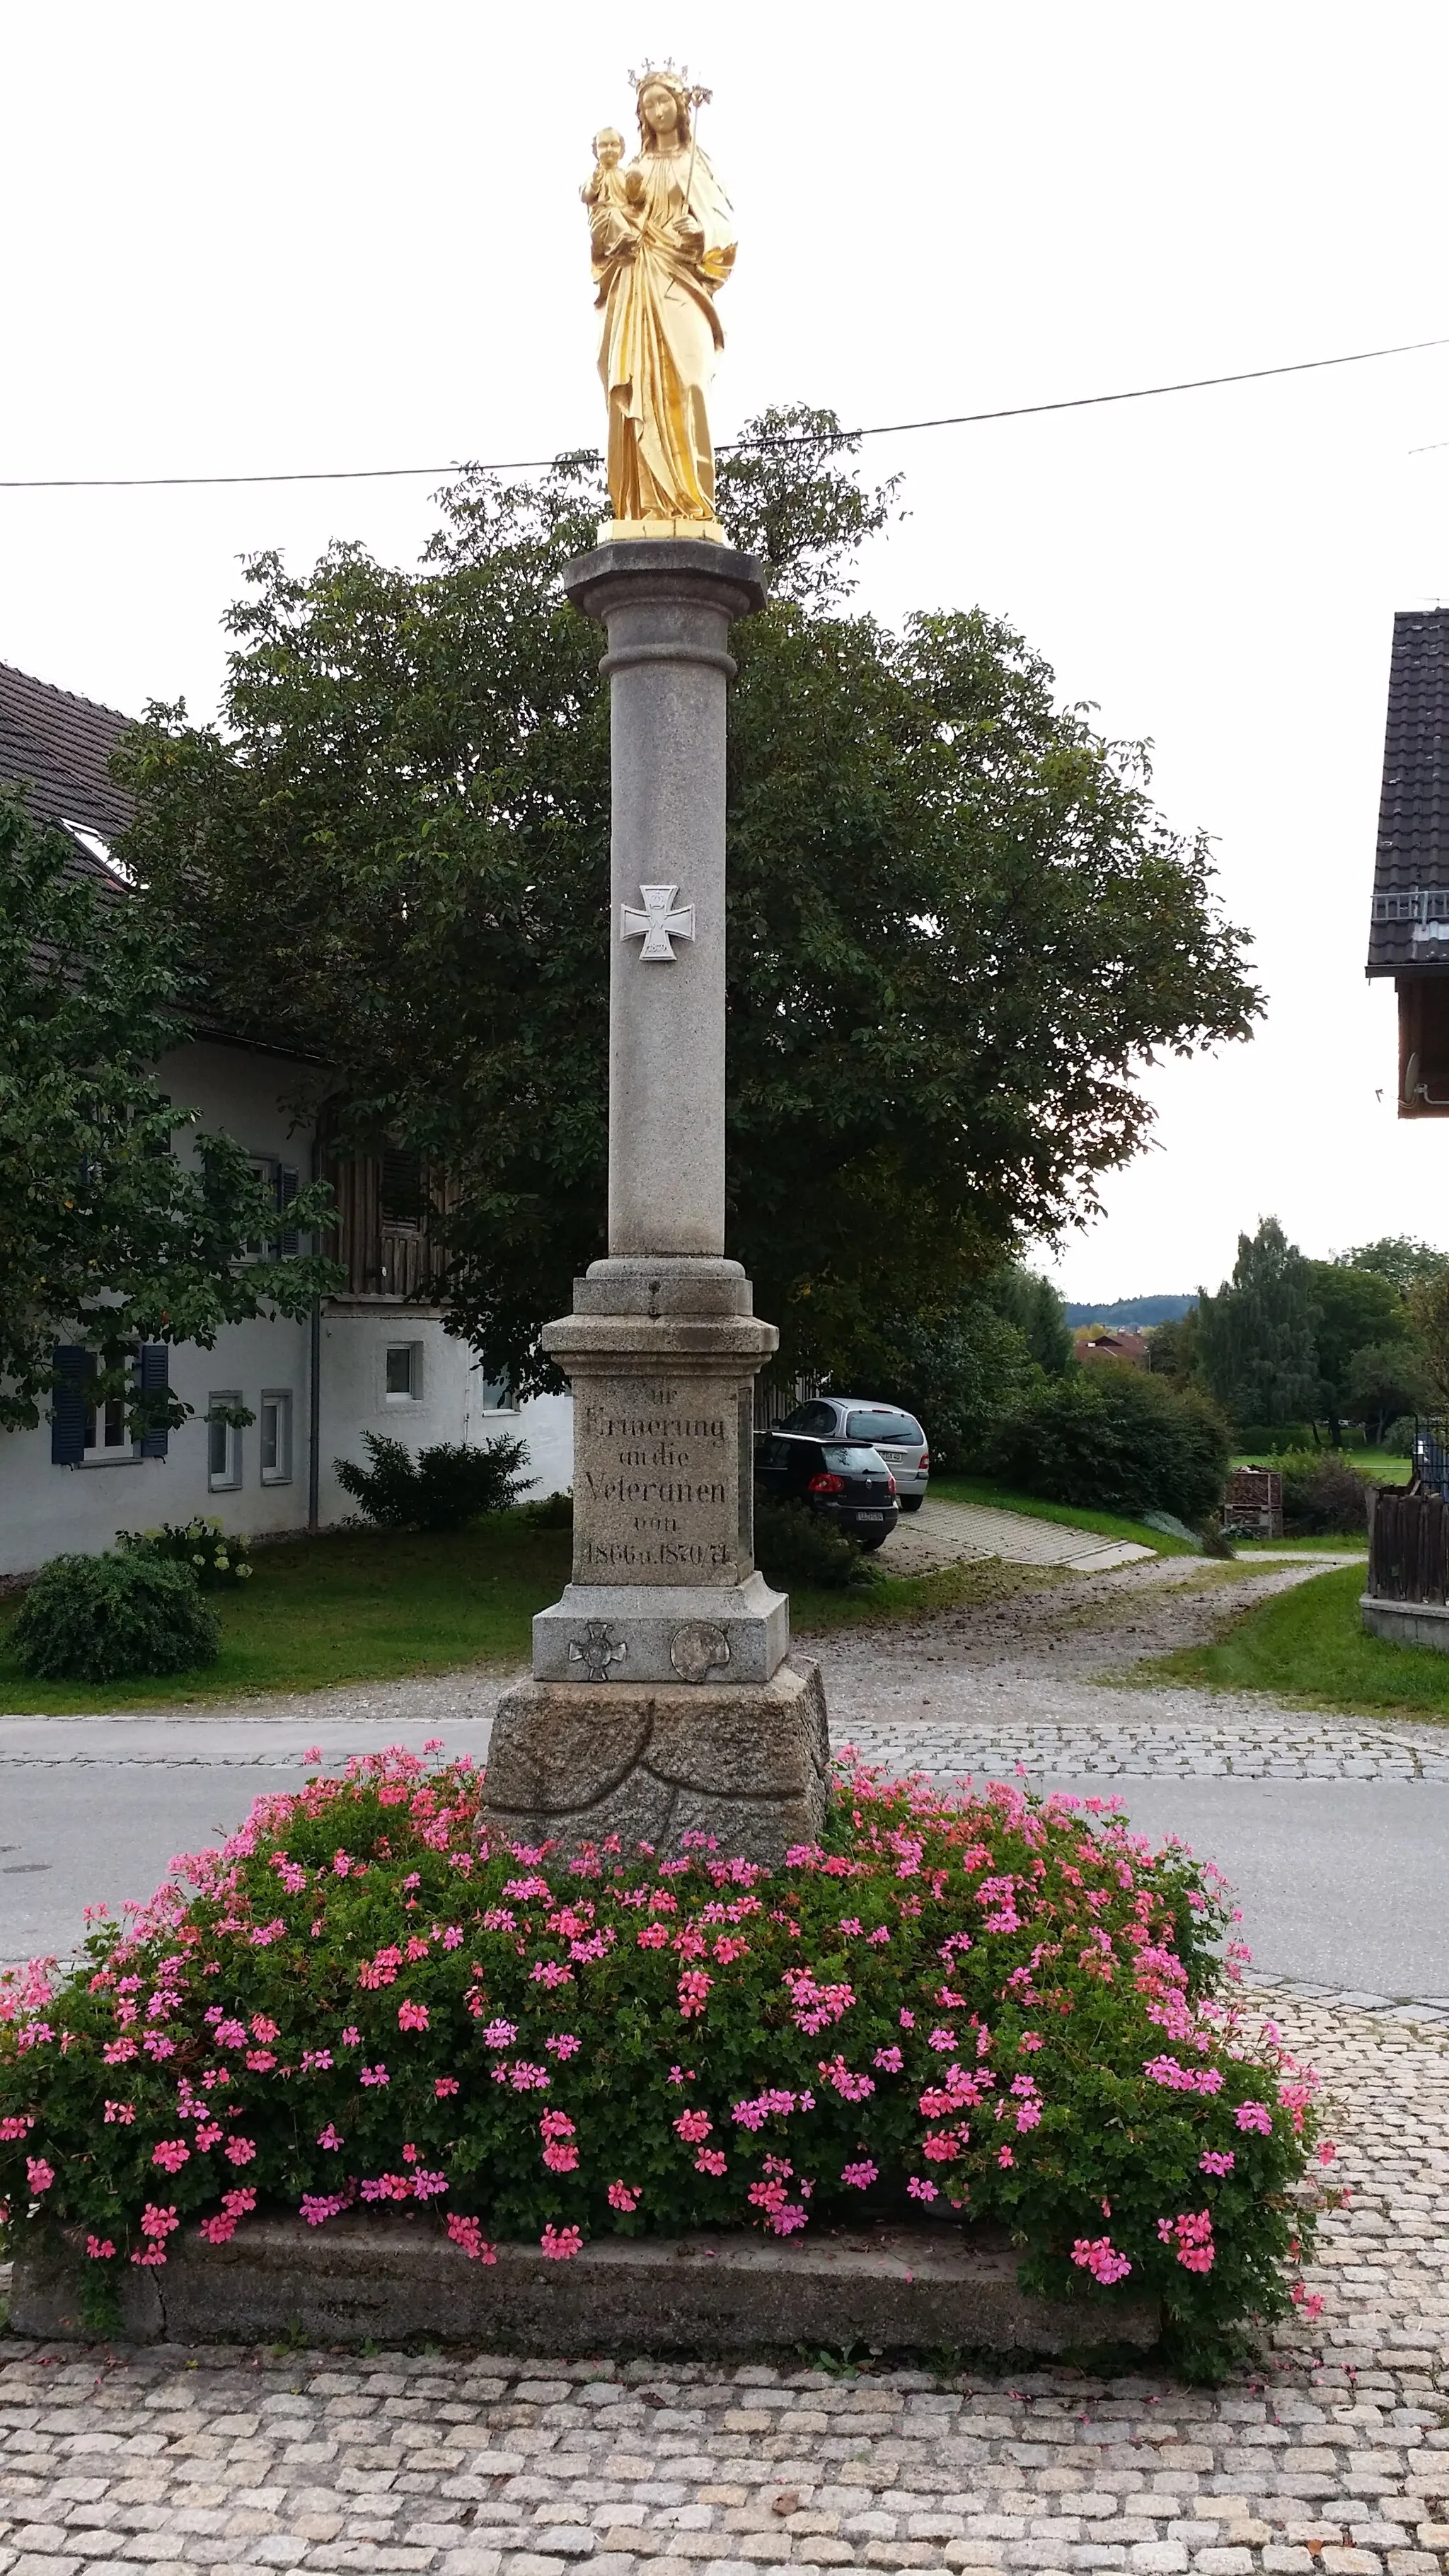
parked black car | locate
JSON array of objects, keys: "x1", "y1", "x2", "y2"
[
  {"x1": 779, "y1": 1398, "x2": 930, "y2": 1510},
  {"x1": 754, "y1": 1432, "x2": 900, "y2": 1549}
]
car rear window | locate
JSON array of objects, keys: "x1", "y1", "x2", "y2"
[
  {"x1": 781, "y1": 1402, "x2": 838, "y2": 1436},
  {"x1": 822, "y1": 1445, "x2": 889, "y2": 1472},
  {"x1": 755, "y1": 1436, "x2": 808, "y2": 1472},
  {"x1": 845, "y1": 1410, "x2": 922, "y2": 1444}
]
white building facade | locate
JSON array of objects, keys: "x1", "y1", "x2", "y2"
[{"x1": 0, "y1": 662, "x2": 572, "y2": 1578}]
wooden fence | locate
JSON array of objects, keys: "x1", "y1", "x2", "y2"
[{"x1": 1367, "y1": 1488, "x2": 1449, "y2": 1604}]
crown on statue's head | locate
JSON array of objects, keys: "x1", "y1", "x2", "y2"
[{"x1": 627, "y1": 58, "x2": 712, "y2": 107}]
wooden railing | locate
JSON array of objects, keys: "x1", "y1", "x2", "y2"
[
  {"x1": 323, "y1": 1153, "x2": 449, "y2": 1303},
  {"x1": 1368, "y1": 1488, "x2": 1449, "y2": 1603}
]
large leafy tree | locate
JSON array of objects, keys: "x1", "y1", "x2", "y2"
[
  {"x1": 120, "y1": 411, "x2": 1259, "y2": 1389},
  {"x1": 1306, "y1": 1259, "x2": 1419, "y2": 1447},
  {"x1": 1409, "y1": 1266, "x2": 1449, "y2": 1414},
  {"x1": 0, "y1": 789, "x2": 340, "y2": 1436},
  {"x1": 1338, "y1": 1235, "x2": 1445, "y2": 1292},
  {"x1": 1197, "y1": 1217, "x2": 1320, "y2": 1431}
]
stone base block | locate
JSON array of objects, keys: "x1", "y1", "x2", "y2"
[
  {"x1": 479, "y1": 1656, "x2": 829, "y2": 1863},
  {"x1": 1361, "y1": 1592, "x2": 1449, "y2": 1652},
  {"x1": 10, "y1": 2210, "x2": 1160, "y2": 2354},
  {"x1": 533, "y1": 1570, "x2": 788, "y2": 1685}
]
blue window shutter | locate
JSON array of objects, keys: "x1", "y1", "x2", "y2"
[
  {"x1": 137, "y1": 1343, "x2": 170, "y2": 1460},
  {"x1": 50, "y1": 1346, "x2": 92, "y2": 1465},
  {"x1": 277, "y1": 1165, "x2": 300, "y2": 1257}
]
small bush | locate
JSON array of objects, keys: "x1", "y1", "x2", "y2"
[
  {"x1": 1233, "y1": 1423, "x2": 1319, "y2": 1456},
  {"x1": 335, "y1": 1431, "x2": 533, "y2": 1532},
  {"x1": 753, "y1": 1494, "x2": 879, "y2": 1591},
  {"x1": 10, "y1": 1552, "x2": 220, "y2": 1682},
  {"x1": 1383, "y1": 1416, "x2": 1417, "y2": 1457},
  {"x1": 1276, "y1": 1453, "x2": 1379, "y2": 1537},
  {"x1": 117, "y1": 1518, "x2": 254, "y2": 1588},
  {"x1": 0, "y1": 1748, "x2": 1327, "y2": 2380},
  {"x1": 521, "y1": 1489, "x2": 574, "y2": 1531},
  {"x1": 987, "y1": 1368, "x2": 1232, "y2": 1525}
]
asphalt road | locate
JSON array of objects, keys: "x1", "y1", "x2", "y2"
[
  {"x1": 0, "y1": 1716, "x2": 495, "y2": 1965},
  {"x1": 1, "y1": 1715, "x2": 1446, "y2": 2002},
  {"x1": 1037, "y1": 1773, "x2": 1449, "y2": 2002}
]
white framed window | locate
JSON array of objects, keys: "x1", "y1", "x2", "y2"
[
  {"x1": 83, "y1": 1385, "x2": 136, "y2": 1464},
  {"x1": 207, "y1": 1392, "x2": 243, "y2": 1491},
  {"x1": 385, "y1": 1343, "x2": 423, "y2": 1403},
  {"x1": 475, "y1": 1371, "x2": 517, "y2": 1412},
  {"x1": 260, "y1": 1389, "x2": 294, "y2": 1485}
]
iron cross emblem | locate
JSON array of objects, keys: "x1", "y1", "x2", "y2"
[
  {"x1": 621, "y1": 882, "x2": 695, "y2": 961},
  {"x1": 567, "y1": 1621, "x2": 627, "y2": 1683}
]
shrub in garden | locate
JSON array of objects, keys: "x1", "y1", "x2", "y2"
[
  {"x1": 334, "y1": 1431, "x2": 533, "y2": 1532},
  {"x1": 1276, "y1": 1452, "x2": 1378, "y2": 1537},
  {"x1": 117, "y1": 1518, "x2": 254, "y2": 1588},
  {"x1": 0, "y1": 1746, "x2": 1327, "y2": 2375},
  {"x1": 8, "y1": 1552, "x2": 219, "y2": 1682},
  {"x1": 1233, "y1": 1423, "x2": 1317, "y2": 1457},
  {"x1": 988, "y1": 1366, "x2": 1232, "y2": 1525},
  {"x1": 753, "y1": 1495, "x2": 879, "y2": 1592}
]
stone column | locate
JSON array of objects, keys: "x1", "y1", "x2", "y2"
[{"x1": 480, "y1": 541, "x2": 829, "y2": 1864}]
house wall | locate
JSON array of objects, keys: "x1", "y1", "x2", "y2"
[{"x1": 0, "y1": 1041, "x2": 574, "y2": 1578}]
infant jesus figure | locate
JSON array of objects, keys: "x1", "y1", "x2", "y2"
[{"x1": 582, "y1": 125, "x2": 645, "y2": 259}]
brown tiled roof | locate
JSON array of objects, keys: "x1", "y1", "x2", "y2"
[
  {"x1": 1368, "y1": 608, "x2": 1449, "y2": 976},
  {"x1": 0, "y1": 654, "x2": 321, "y2": 1066},
  {"x1": 0, "y1": 662, "x2": 133, "y2": 819}
]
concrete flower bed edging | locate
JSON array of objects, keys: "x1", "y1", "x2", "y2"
[
  {"x1": 10, "y1": 2210, "x2": 1158, "y2": 2354},
  {"x1": 1360, "y1": 1589, "x2": 1449, "y2": 1651}
]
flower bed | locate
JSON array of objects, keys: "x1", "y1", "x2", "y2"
[{"x1": 0, "y1": 1745, "x2": 1330, "y2": 2377}]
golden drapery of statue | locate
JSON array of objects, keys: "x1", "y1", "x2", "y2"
[{"x1": 582, "y1": 64, "x2": 735, "y2": 540}]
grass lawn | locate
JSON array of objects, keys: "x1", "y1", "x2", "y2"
[
  {"x1": 1136, "y1": 1561, "x2": 1449, "y2": 1721},
  {"x1": 929, "y1": 1474, "x2": 1191, "y2": 1556},
  {"x1": 1230, "y1": 1447, "x2": 1408, "y2": 1481},
  {"x1": 0, "y1": 1517, "x2": 1058, "y2": 1716},
  {"x1": 0, "y1": 1518, "x2": 575, "y2": 1716}
]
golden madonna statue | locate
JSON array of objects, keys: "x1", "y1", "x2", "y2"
[{"x1": 582, "y1": 64, "x2": 735, "y2": 540}]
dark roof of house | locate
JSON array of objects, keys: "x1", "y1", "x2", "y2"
[
  {"x1": 1368, "y1": 608, "x2": 1449, "y2": 976},
  {"x1": 0, "y1": 655, "x2": 311, "y2": 1065},
  {"x1": 0, "y1": 657, "x2": 134, "y2": 891}
]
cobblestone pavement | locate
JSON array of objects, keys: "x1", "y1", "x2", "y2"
[
  {"x1": 2, "y1": 1990, "x2": 1447, "y2": 2576},
  {"x1": 819, "y1": 1560, "x2": 1449, "y2": 1773},
  {"x1": 836, "y1": 1714, "x2": 1449, "y2": 1783}
]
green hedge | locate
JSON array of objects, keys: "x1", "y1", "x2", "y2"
[{"x1": 987, "y1": 1368, "x2": 1231, "y2": 1525}]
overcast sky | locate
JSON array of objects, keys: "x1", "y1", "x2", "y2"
[{"x1": 5, "y1": 0, "x2": 1447, "y2": 1303}]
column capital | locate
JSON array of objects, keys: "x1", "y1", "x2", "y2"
[{"x1": 563, "y1": 538, "x2": 769, "y2": 626}]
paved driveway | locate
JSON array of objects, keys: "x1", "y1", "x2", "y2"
[{"x1": 880, "y1": 1495, "x2": 1153, "y2": 1575}]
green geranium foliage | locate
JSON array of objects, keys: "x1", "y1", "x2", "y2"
[{"x1": 0, "y1": 1750, "x2": 1329, "y2": 2376}]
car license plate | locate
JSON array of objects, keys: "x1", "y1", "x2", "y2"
[{"x1": 855, "y1": 1511, "x2": 884, "y2": 1524}]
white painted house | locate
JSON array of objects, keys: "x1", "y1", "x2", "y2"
[{"x1": 0, "y1": 659, "x2": 572, "y2": 1577}]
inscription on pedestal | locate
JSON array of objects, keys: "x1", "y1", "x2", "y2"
[{"x1": 573, "y1": 1376, "x2": 747, "y2": 1585}]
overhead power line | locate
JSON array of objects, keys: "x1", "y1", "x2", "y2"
[{"x1": 1, "y1": 331, "x2": 1445, "y2": 492}]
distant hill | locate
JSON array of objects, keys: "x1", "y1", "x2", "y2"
[{"x1": 1063, "y1": 1295, "x2": 1198, "y2": 1327}]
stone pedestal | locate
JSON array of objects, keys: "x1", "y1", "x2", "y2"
[{"x1": 480, "y1": 541, "x2": 831, "y2": 1865}]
